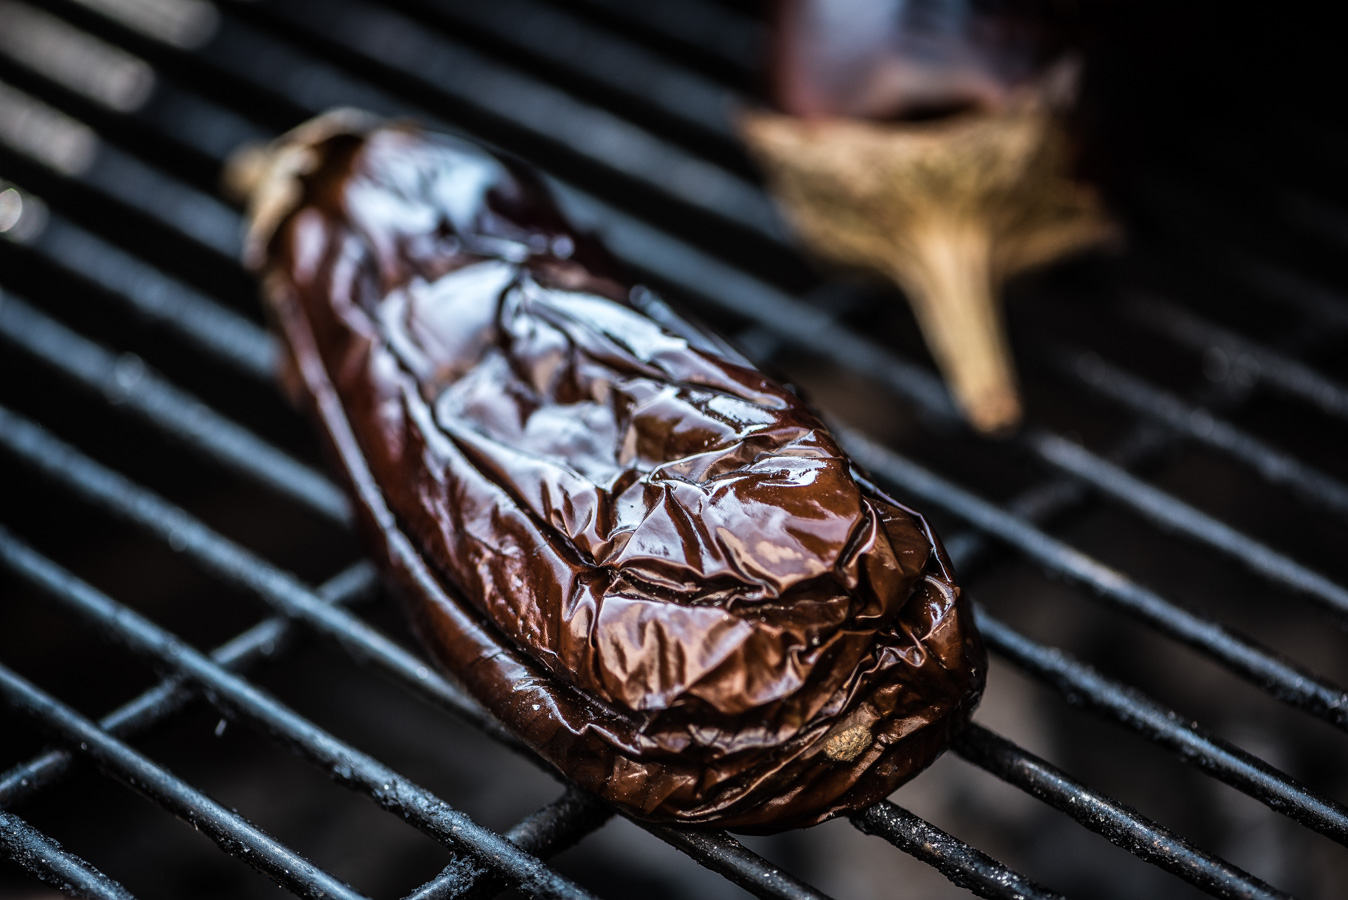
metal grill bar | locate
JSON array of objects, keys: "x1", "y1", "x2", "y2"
[
  {"x1": 0, "y1": 123, "x2": 240, "y2": 255},
  {"x1": 973, "y1": 610, "x2": 1348, "y2": 844},
  {"x1": 404, "y1": 790, "x2": 612, "y2": 900},
  {"x1": 638, "y1": 827, "x2": 840, "y2": 900},
  {"x1": 953, "y1": 725, "x2": 1288, "y2": 900},
  {"x1": 1029, "y1": 431, "x2": 1348, "y2": 622},
  {"x1": 0, "y1": 562, "x2": 377, "y2": 808},
  {"x1": 934, "y1": 419, "x2": 1174, "y2": 577},
  {"x1": 0, "y1": 809, "x2": 136, "y2": 900},
  {"x1": 22, "y1": 215, "x2": 272, "y2": 377},
  {"x1": 411, "y1": 793, "x2": 851, "y2": 900},
  {"x1": 407, "y1": 0, "x2": 734, "y2": 142},
  {"x1": 1122, "y1": 294, "x2": 1348, "y2": 422},
  {"x1": 1241, "y1": 262, "x2": 1348, "y2": 332},
  {"x1": 0, "y1": 662, "x2": 370, "y2": 900},
  {"x1": 1046, "y1": 346, "x2": 1348, "y2": 523},
  {"x1": 562, "y1": 0, "x2": 761, "y2": 70},
  {"x1": 851, "y1": 803, "x2": 1063, "y2": 900},
  {"x1": 0, "y1": 290, "x2": 349, "y2": 524},
  {"x1": 0, "y1": 526, "x2": 599, "y2": 900},
  {"x1": 0, "y1": 140, "x2": 236, "y2": 265}
]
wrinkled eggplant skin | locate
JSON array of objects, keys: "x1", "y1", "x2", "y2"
[{"x1": 253, "y1": 120, "x2": 986, "y2": 830}]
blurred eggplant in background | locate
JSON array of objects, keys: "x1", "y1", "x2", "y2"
[{"x1": 741, "y1": 0, "x2": 1115, "y2": 434}]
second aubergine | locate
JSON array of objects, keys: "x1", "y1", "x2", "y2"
[{"x1": 231, "y1": 111, "x2": 986, "y2": 831}]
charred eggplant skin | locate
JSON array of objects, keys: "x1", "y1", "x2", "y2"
[{"x1": 241, "y1": 114, "x2": 985, "y2": 831}]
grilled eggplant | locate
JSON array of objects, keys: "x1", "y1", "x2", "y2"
[{"x1": 229, "y1": 112, "x2": 985, "y2": 831}]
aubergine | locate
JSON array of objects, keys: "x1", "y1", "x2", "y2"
[
  {"x1": 227, "y1": 111, "x2": 986, "y2": 831},
  {"x1": 741, "y1": 0, "x2": 1115, "y2": 434}
]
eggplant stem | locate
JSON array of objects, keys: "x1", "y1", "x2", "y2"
[
  {"x1": 896, "y1": 223, "x2": 1020, "y2": 433},
  {"x1": 739, "y1": 103, "x2": 1112, "y2": 434},
  {"x1": 224, "y1": 108, "x2": 379, "y2": 266}
]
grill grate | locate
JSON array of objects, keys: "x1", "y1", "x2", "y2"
[{"x1": 2, "y1": 1, "x2": 1347, "y2": 898}]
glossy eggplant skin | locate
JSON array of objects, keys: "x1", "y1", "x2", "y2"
[{"x1": 247, "y1": 117, "x2": 985, "y2": 831}]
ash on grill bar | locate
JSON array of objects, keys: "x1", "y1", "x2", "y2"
[{"x1": 2, "y1": 1, "x2": 1347, "y2": 899}]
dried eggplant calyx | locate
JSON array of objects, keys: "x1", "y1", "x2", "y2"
[
  {"x1": 230, "y1": 112, "x2": 986, "y2": 831},
  {"x1": 743, "y1": 0, "x2": 1115, "y2": 434}
]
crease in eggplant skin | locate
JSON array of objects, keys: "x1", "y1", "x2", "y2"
[{"x1": 238, "y1": 113, "x2": 986, "y2": 830}]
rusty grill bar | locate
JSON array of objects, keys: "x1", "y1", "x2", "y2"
[{"x1": 2, "y1": 1, "x2": 1346, "y2": 898}]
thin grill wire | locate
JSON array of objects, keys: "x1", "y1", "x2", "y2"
[{"x1": 0, "y1": 0, "x2": 1345, "y2": 898}]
